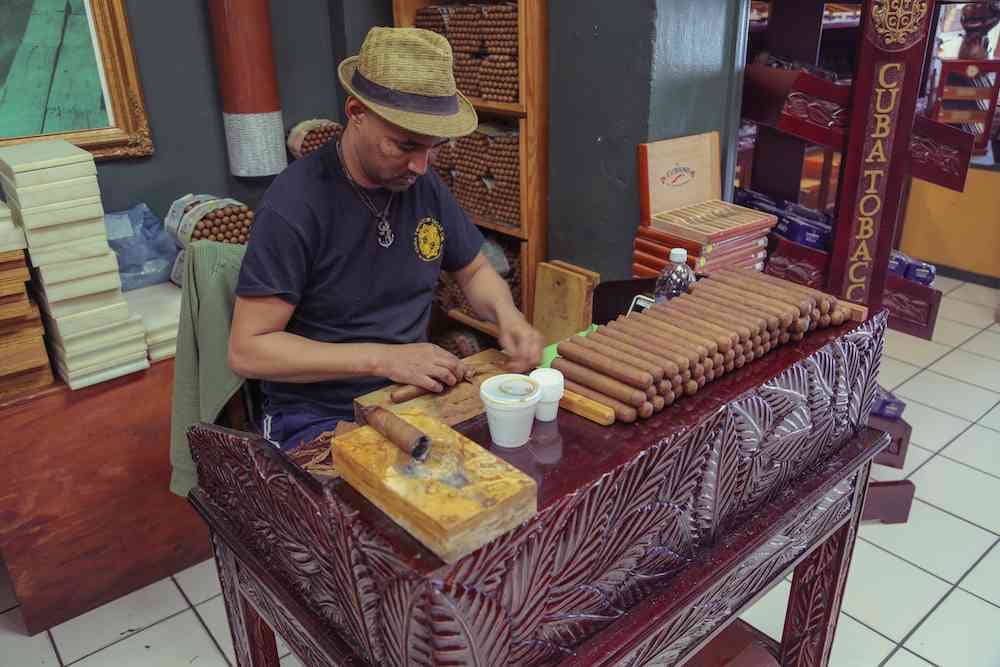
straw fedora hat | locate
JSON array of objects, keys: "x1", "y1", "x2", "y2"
[{"x1": 338, "y1": 27, "x2": 478, "y2": 138}]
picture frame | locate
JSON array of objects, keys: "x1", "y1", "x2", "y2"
[{"x1": 0, "y1": 0, "x2": 153, "y2": 161}]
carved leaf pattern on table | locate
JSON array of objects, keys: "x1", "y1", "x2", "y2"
[
  {"x1": 236, "y1": 559, "x2": 342, "y2": 667},
  {"x1": 804, "y1": 349, "x2": 841, "y2": 460},
  {"x1": 429, "y1": 583, "x2": 512, "y2": 666},
  {"x1": 380, "y1": 578, "x2": 433, "y2": 667},
  {"x1": 499, "y1": 527, "x2": 558, "y2": 643},
  {"x1": 619, "y1": 477, "x2": 856, "y2": 667},
  {"x1": 782, "y1": 539, "x2": 842, "y2": 667},
  {"x1": 442, "y1": 515, "x2": 543, "y2": 595},
  {"x1": 188, "y1": 312, "x2": 887, "y2": 667}
]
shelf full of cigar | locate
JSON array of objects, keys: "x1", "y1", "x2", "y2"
[{"x1": 551, "y1": 267, "x2": 861, "y2": 425}]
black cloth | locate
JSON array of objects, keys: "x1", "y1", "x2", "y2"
[{"x1": 237, "y1": 143, "x2": 484, "y2": 418}]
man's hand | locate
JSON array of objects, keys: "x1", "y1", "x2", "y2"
[
  {"x1": 497, "y1": 311, "x2": 545, "y2": 372},
  {"x1": 374, "y1": 343, "x2": 467, "y2": 393}
]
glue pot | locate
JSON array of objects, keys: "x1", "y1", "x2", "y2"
[{"x1": 480, "y1": 374, "x2": 541, "y2": 448}]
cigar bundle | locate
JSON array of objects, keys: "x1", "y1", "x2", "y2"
[
  {"x1": 448, "y1": 123, "x2": 521, "y2": 230},
  {"x1": 298, "y1": 123, "x2": 342, "y2": 157},
  {"x1": 551, "y1": 268, "x2": 854, "y2": 425},
  {"x1": 286, "y1": 119, "x2": 343, "y2": 160},
  {"x1": 189, "y1": 204, "x2": 255, "y2": 245},
  {"x1": 416, "y1": 2, "x2": 519, "y2": 102}
]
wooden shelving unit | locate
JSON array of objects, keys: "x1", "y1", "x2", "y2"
[{"x1": 394, "y1": 0, "x2": 549, "y2": 329}]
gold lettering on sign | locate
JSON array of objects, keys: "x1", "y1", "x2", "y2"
[{"x1": 845, "y1": 62, "x2": 906, "y2": 303}]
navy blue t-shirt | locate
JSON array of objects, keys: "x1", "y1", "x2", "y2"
[{"x1": 236, "y1": 143, "x2": 484, "y2": 418}]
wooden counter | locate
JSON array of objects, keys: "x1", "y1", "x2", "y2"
[
  {"x1": 189, "y1": 313, "x2": 889, "y2": 666},
  {"x1": 0, "y1": 359, "x2": 211, "y2": 634}
]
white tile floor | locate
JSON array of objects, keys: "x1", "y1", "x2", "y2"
[{"x1": 0, "y1": 281, "x2": 996, "y2": 666}]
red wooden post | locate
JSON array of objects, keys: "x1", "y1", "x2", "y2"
[{"x1": 828, "y1": 0, "x2": 940, "y2": 310}]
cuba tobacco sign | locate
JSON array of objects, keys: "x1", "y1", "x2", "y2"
[{"x1": 829, "y1": 0, "x2": 935, "y2": 307}]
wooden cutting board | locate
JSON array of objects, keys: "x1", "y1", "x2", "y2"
[
  {"x1": 355, "y1": 348, "x2": 509, "y2": 425},
  {"x1": 332, "y1": 413, "x2": 537, "y2": 563}
]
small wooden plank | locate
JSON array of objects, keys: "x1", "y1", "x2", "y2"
[
  {"x1": 356, "y1": 349, "x2": 508, "y2": 426},
  {"x1": 0, "y1": 0, "x2": 67, "y2": 137},
  {"x1": 548, "y1": 259, "x2": 601, "y2": 287},
  {"x1": 0, "y1": 363, "x2": 54, "y2": 402},
  {"x1": 532, "y1": 262, "x2": 594, "y2": 345},
  {"x1": 332, "y1": 414, "x2": 537, "y2": 563},
  {"x1": 559, "y1": 389, "x2": 615, "y2": 426}
]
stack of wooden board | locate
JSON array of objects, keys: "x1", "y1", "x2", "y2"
[
  {"x1": 634, "y1": 132, "x2": 777, "y2": 278},
  {"x1": 0, "y1": 249, "x2": 53, "y2": 401},
  {"x1": 0, "y1": 140, "x2": 148, "y2": 390},
  {"x1": 549, "y1": 268, "x2": 863, "y2": 425},
  {"x1": 123, "y1": 282, "x2": 181, "y2": 362},
  {"x1": 0, "y1": 200, "x2": 27, "y2": 252}
]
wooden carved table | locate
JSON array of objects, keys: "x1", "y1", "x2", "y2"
[{"x1": 188, "y1": 314, "x2": 889, "y2": 666}]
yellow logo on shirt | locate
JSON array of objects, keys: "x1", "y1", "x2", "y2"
[{"x1": 414, "y1": 218, "x2": 445, "y2": 262}]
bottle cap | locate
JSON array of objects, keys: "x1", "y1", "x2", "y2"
[{"x1": 670, "y1": 248, "x2": 688, "y2": 264}]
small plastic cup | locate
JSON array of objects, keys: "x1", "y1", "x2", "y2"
[
  {"x1": 529, "y1": 368, "x2": 565, "y2": 422},
  {"x1": 480, "y1": 374, "x2": 542, "y2": 448}
]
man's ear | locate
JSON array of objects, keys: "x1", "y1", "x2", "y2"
[{"x1": 344, "y1": 96, "x2": 367, "y2": 125}]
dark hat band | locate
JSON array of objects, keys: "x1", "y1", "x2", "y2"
[{"x1": 351, "y1": 69, "x2": 459, "y2": 116}]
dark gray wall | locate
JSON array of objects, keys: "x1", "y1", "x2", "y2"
[
  {"x1": 547, "y1": 0, "x2": 658, "y2": 281},
  {"x1": 96, "y1": 0, "x2": 388, "y2": 217},
  {"x1": 330, "y1": 0, "x2": 395, "y2": 113},
  {"x1": 548, "y1": 0, "x2": 747, "y2": 280}
]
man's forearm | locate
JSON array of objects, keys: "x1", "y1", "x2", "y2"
[
  {"x1": 459, "y1": 262, "x2": 522, "y2": 326},
  {"x1": 229, "y1": 330, "x2": 385, "y2": 383}
]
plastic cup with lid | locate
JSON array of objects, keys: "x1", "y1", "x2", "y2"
[
  {"x1": 529, "y1": 368, "x2": 565, "y2": 422},
  {"x1": 480, "y1": 374, "x2": 542, "y2": 448}
]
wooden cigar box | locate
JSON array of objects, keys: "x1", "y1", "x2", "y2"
[{"x1": 637, "y1": 131, "x2": 778, "y2": 244}]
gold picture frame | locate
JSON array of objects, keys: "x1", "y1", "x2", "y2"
[{"x1": 0, "y1": 0, "x2": 152, "y2": 160}]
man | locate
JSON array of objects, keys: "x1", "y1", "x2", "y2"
[{"x1": 228, "y1": 27, "x2": 543, "y2": 449}]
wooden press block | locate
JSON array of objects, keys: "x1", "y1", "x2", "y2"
[
  {"x1": 25, "y1": 218, "x2": 106, "y2": 248},
  {"x1": 4, "y1": 160, "x2": 96, "y2": 189},
  {"x1": 1, "y1": 174, "x2": 100, "y2": 210},
  {"x1": 57, "y1": 356, "x2": 150, "y2": 391},
  {"x1": 55, "y1": 333, "x2": 147, "y2": 372},
  {"x1": 28, "y1": 236, "x2": 111, "y2": 267},
  {"x1": 532, "y1": 262, "x2": 596, "y2": 345},
  {"x1": 356, "y1": 348, "x2": 509, "y2": 426},
  {"x1": 0, "y1": 139, "x2": 93, "y2": 181},
  {"x1": 38, "y1": 251, "x2": 117, "y2": 285},
  {"x1": 13, "y1": 196, "x2": 104, "y2": 231},
  {"x1": 49, "y1": 314, "x2": 144, "y2": 354},
  {"x1": 39, "y1": 271, "x2": 121, "y2": 306},
  {"x1": 48, "y1": 300, "x2": 130, "y2": 337},
  {"x1": 332, "y1": 414, "x2": 537, "y2": 563},
  {"x1": 122, "y1": 283, "x2": 182, "y2": 337},
  {"x1": 149, "y1": 341, "x2": 177, "y2": 362}
]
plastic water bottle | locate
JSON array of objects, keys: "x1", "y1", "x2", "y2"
[{"x1": 654, "y1": 248, "x2": 696, "y2": 303}]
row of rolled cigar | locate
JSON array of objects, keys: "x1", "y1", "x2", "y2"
[
  {"x1": 551, "y1": 268, "x2": 852, "y2": 424},
  {"x1": 451, "y1": 53, "x2": 519, "y2": 102}
]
